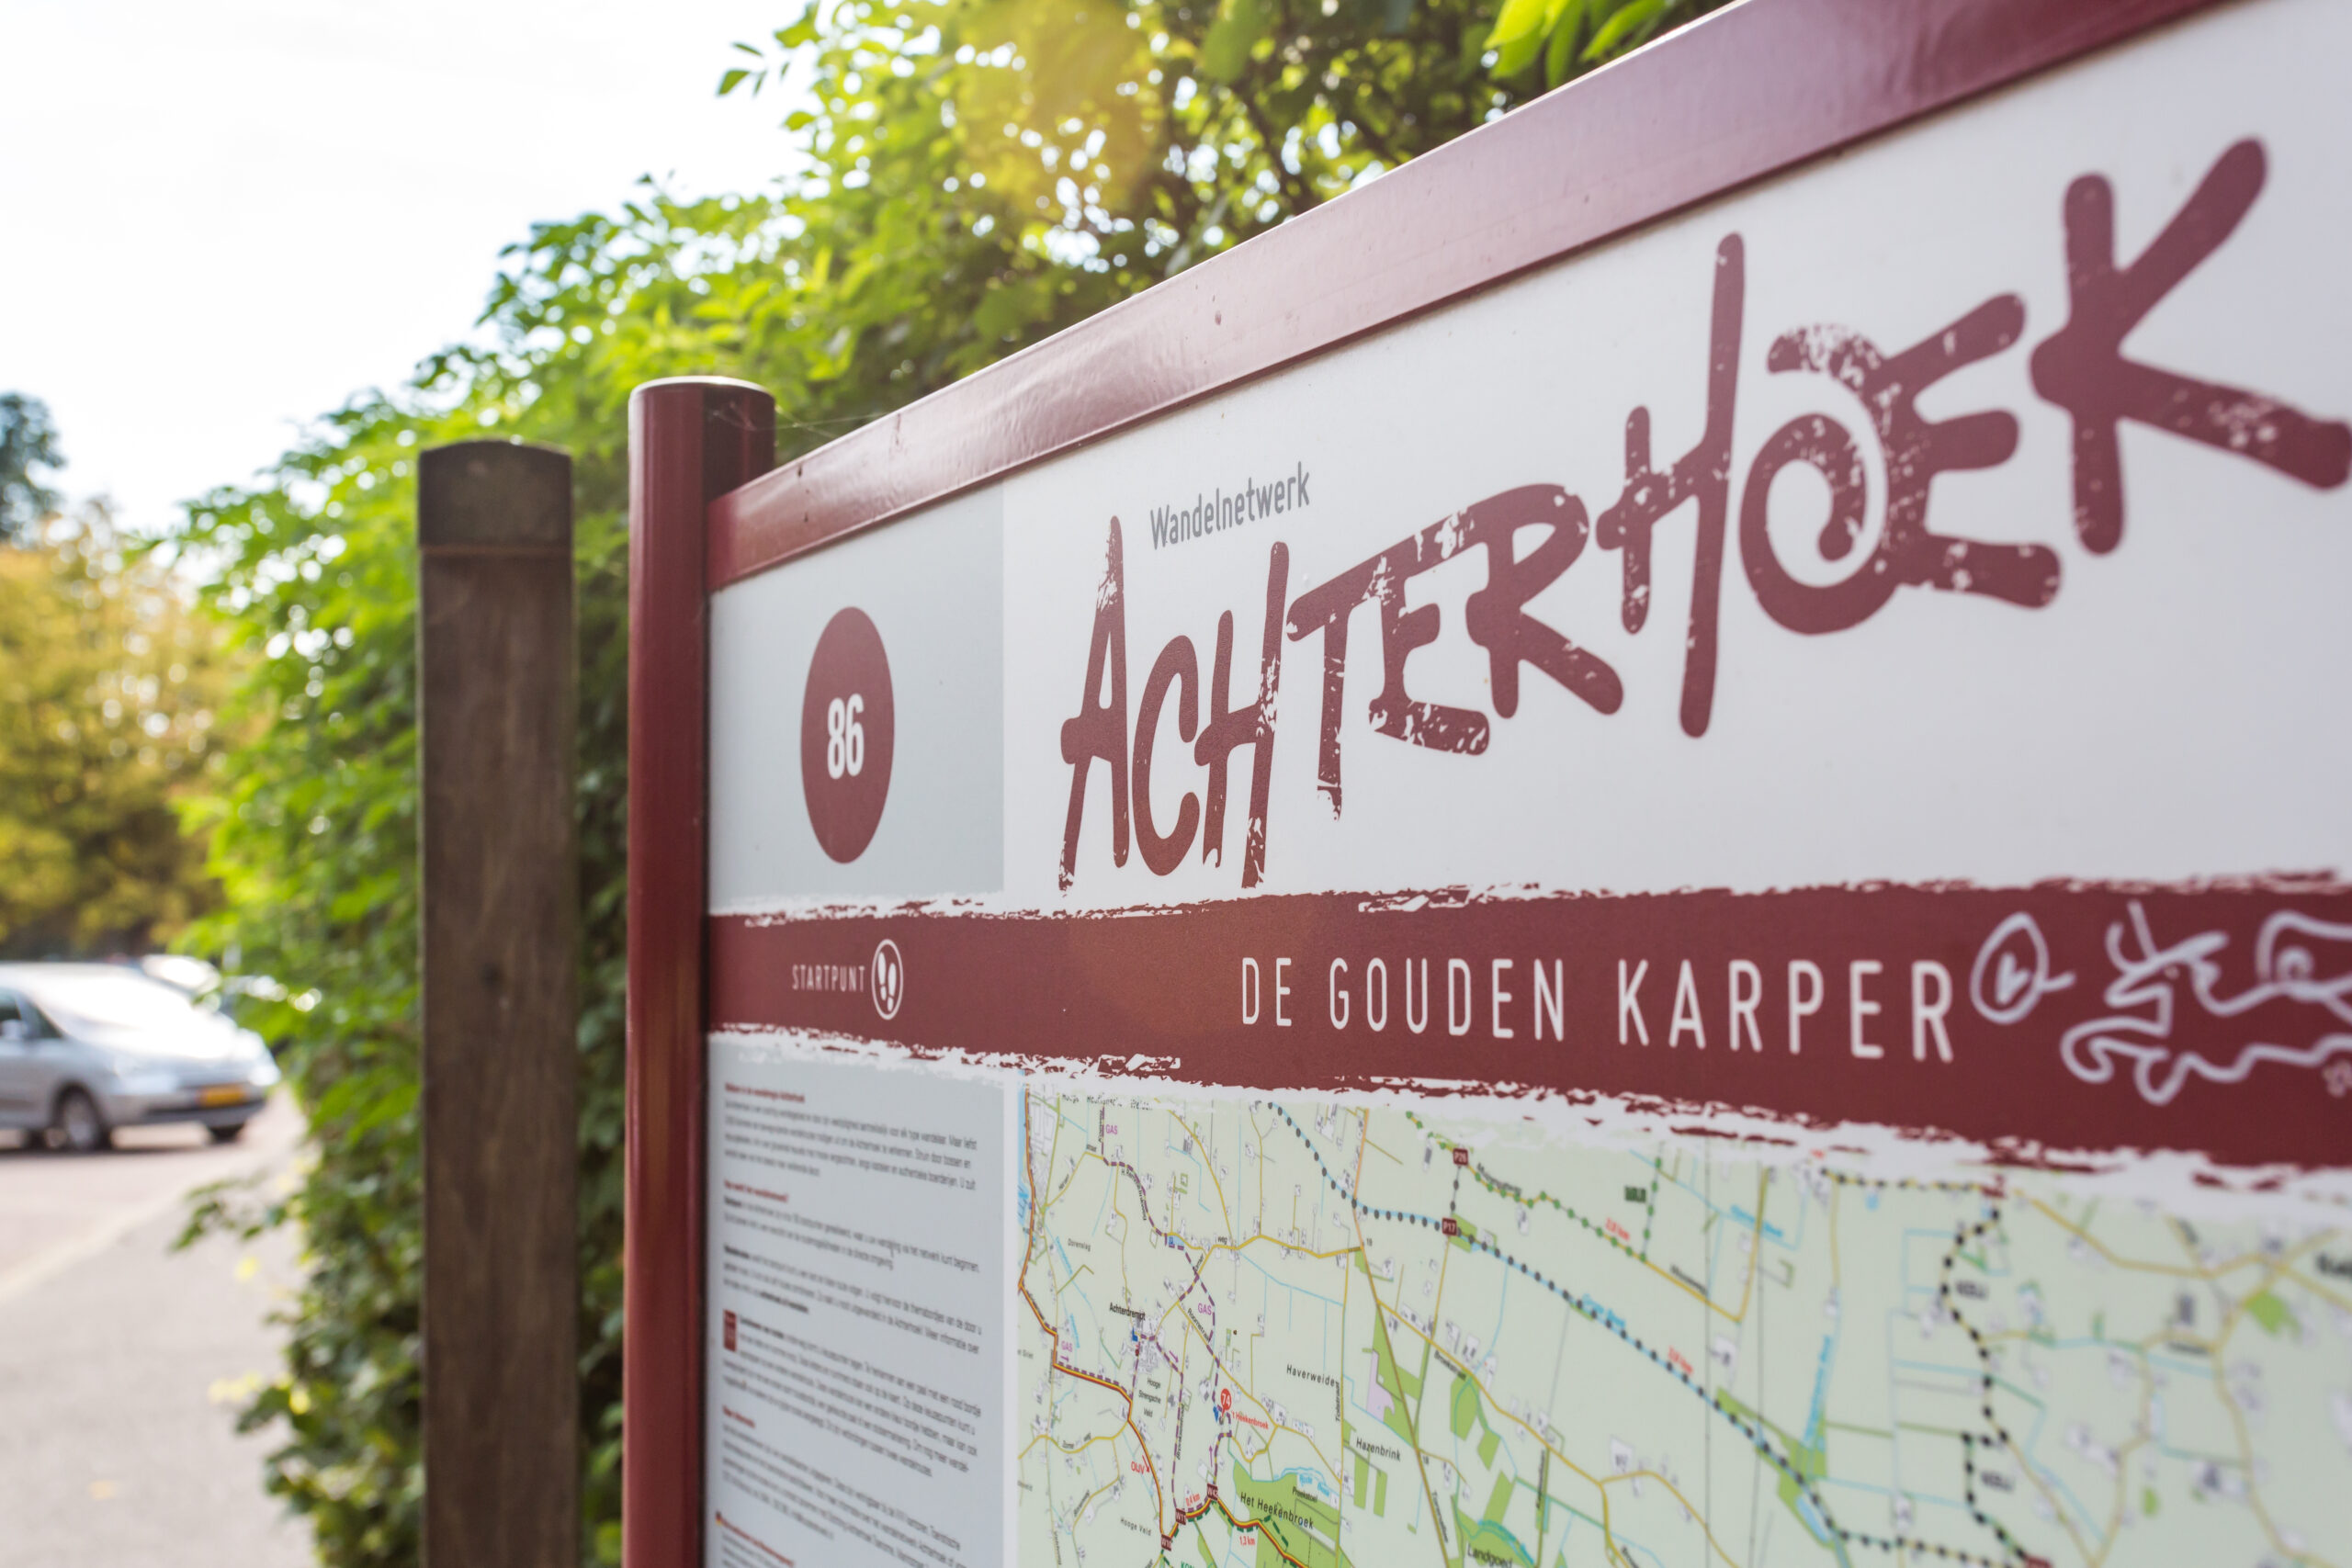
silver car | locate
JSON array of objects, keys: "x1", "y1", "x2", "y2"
[{"x1": 0, "y1": 964, "x2": 282, "y2": 1152}]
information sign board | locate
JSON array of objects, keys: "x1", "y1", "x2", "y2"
[{"x1": 628, "y1": 2, "x2": 2352, "y2": 1564}]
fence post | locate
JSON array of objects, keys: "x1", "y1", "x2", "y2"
[{"x1": 418, "y1": 439, "x2": 580, "y2": 1568}]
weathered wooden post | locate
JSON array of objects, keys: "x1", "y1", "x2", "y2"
[{"x1": 418, "y1": 440, "x2": 580, "y2": 1567}]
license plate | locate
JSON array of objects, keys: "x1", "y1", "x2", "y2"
[{"x1": 198, "y1": 1085, "x2": 253, "y2": 1107}]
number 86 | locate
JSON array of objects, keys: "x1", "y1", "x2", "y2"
[{"x1": 825, "y1": 694, "x2": 865, "y2": 779}]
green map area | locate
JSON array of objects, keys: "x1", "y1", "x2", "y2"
[{"x1": 1013, "y1": 1090, "x2": 2351, "y2": 1568}]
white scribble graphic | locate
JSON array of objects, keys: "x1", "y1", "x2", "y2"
[{"x1": 2044, "y1": 902, "x2": 2352, "y2": 1106}]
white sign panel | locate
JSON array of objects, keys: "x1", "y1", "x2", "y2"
[{"x1": 701, "y1": 6, "x2": 2352, "y2": 1567}]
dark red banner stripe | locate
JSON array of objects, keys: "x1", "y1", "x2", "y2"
[{"x1": 711, "y1": 881, "x2": 2352, "y2": 1171}]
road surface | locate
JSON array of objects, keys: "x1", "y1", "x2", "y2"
[{"x1": 0, "y1": 1098, "x2": 312, "y2": 1566}]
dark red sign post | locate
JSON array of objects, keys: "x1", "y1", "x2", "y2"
[{"x1": 625, "y1": 380, "x2": 773, "y2": 1568}]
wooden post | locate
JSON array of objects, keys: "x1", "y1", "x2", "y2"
[{"x1": 419, "y1": 440, "x2": 580, "y2": 1568}]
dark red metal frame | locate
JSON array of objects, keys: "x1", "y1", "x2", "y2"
[
  {"x1": 623, "y1": 0, "x2": 2220, "y2": 1561},
  {"x1": 626, "y1": 378, "x2": 773, "y2": 1568}
]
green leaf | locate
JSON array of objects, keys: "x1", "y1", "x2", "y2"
[
  {"x1": 1491, "y1": 18, "x2": 1548, "y2": 77},
  {"x1": 1584, "y1": 0, "x2": 1668, "y2": 60},
  {"x1": 1543, "y1": 5, "x2": 1578, "y2": 84},
  {"x1": 718, "y1": 68, "x2": 752, "y2": 96},
  {"x1": 1200, "y1": 0, "x2": 1274, "y2": 84},
  {"x1": 1488, "y1": 0, "x2": 1554, "y2": 50}
]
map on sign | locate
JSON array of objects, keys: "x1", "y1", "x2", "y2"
[{"x1": 1015, "y1": 1089, "x2": 2351, "y2": 1568}]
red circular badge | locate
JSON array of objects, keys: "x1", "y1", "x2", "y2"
[{"x1": 799, "y1": 607, "x2": 895, "y2": 863}]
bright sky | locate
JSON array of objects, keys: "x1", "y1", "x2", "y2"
[{"x1": 3, "y1": 0, "x2": 800, "y2": 537}]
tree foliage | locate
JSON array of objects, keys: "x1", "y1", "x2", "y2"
[
  {"x1": 0, "y1": 507, "x2": 231, "y2": 956},
  {"x1": 0, "y1": 393, "x2": 63, "y2": 543},
  {"x1": 175, "y1": 0, "x2": 1725, "y2": 1561},
  {"x1": 1484, "y1": 0, "x2": 1712, "y2": 85}
]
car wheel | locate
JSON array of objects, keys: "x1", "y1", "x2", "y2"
[
  {"x1": 55, "y1": 1089, "x2": 110, "y2": 1154},
  {"x1": 207, "y1": 1121, "x2": 250, "y2": 1145}
]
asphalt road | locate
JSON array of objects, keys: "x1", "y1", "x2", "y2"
[{"x1": 0, "y1": 1098, "x2": 313, "y2": 1566}]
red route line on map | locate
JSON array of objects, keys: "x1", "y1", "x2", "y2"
[
  {"x1": 1020, "y1": 1102, "x2": 1173, "y2": 1543},
  {"x1": 1175, "y1": 1492, "x2": 1308, "y2": 1568},
  {"x1": 1019, "y1": 1100, "x2": 1327, "y2": 1568}
]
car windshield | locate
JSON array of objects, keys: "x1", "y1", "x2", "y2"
[{"x1": 17, "y1": 970, "x2": 206, "y2": 1036}]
